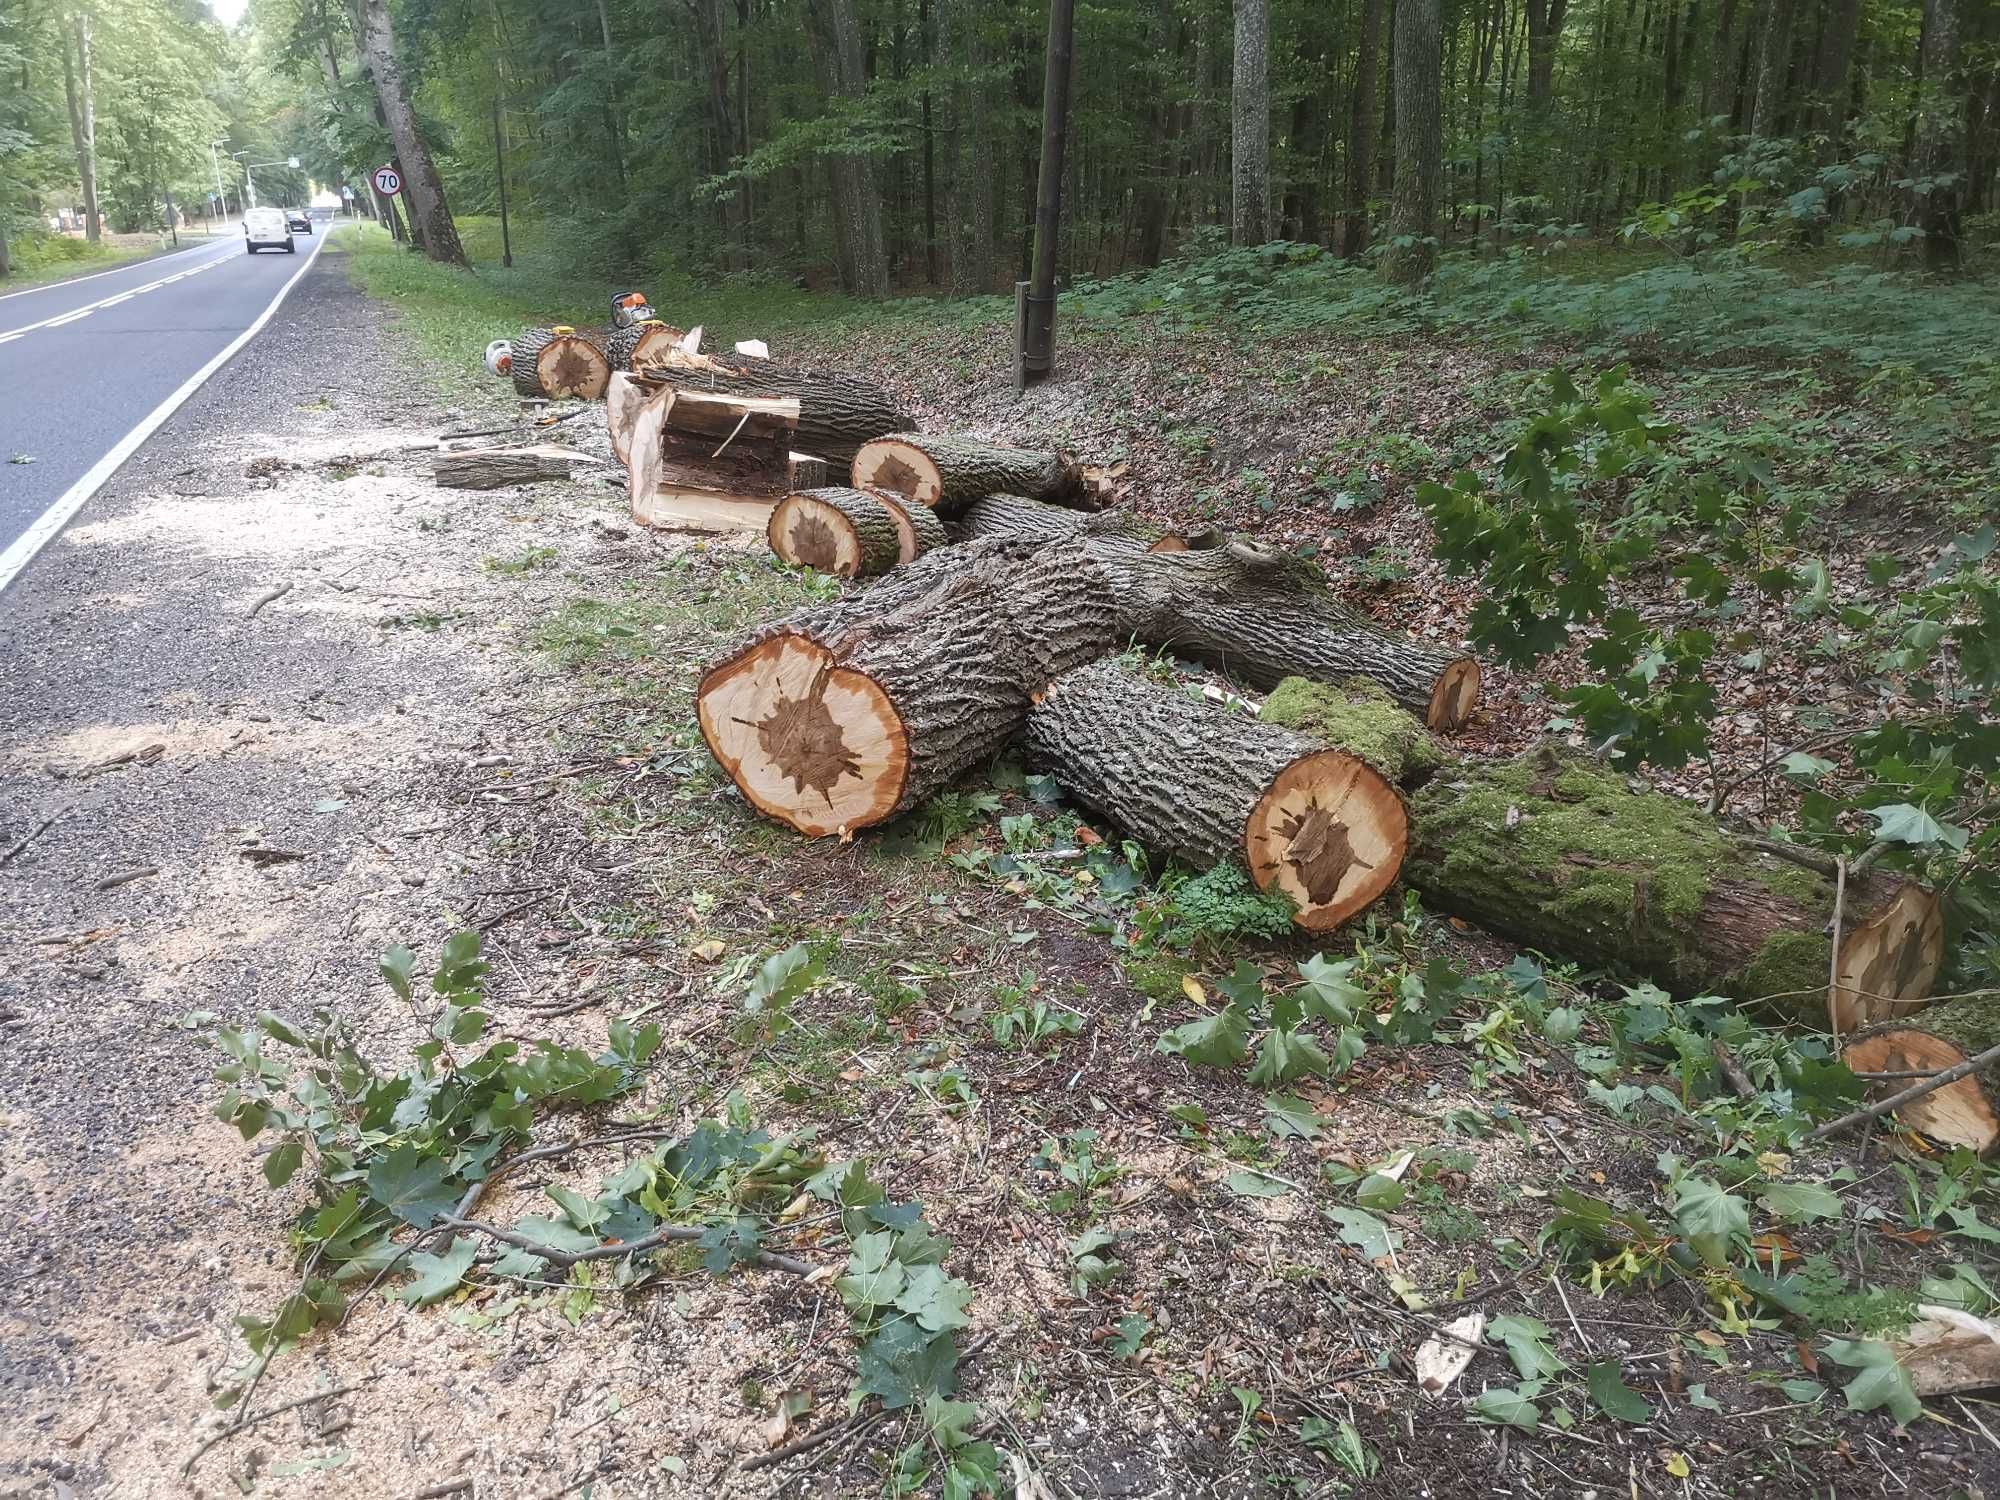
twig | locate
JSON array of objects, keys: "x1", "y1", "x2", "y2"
[
  {"x1": 477, "y1": 892, "x2": 551, "y2": 932},
  {"x1": 741, "y1": 1411, "x2": 882, "y2": 1474},
  {"x1": 1706, "y1": 726, "x2": 1867, "y2": 815},
  {"x1": 440, "y1": 1214, "x2": 818, "y2": 1275},
  {"x1": 1551, "y1": 1271, "x2": 1595, "y2": 1357},
  {"x1": 1, "y1": 815, "x2": 57, "y2": 866},
  {"x1": 408, "y1": 1481, "x2": 474, "y2": 1500},
  {"x1": 181, "y1": 1374, "x2": 380, "y2": 1475},
  {"x1": 93, "y1": 866, "x2": 157, "y2": 892},
  {"x1": 532, "y1": 1468, "x2": 603, "y2": 1500},
  {"x1": 1807, "y1": 1037, "x2": 2000, "y2": 1142},
  {"x1": 239, "y1": 846, "x2": 311, "y2": 864},
  {"x1": 248, "y1": 581, "x2": 293, "y2": 618},
  {"x1": 1740, "y1": 838, "x2": 1841, "y2": 879},
  {"x1": 1849, "y1": 839, "x2": 1896, "y2": 880},
  {"x1": 1827, "y1": 855, "x2": 1850, "y2": 1040},
  {"x1": 1712, "y1": 1040, "x2": 1758, "y2": 1101}
]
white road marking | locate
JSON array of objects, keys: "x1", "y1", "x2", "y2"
[
  {"x1": 0, "y1": 236, "x2": 227, "y2": 303},
  {"x1": 44, "y1": 308, "x2": 93, "y2": 327},
  {"x1": 0, "y1": 245, "x2": 239, "y2": 339},
  {"x1": 0, "y1": 230, "x2": 330, "y2": 597}
]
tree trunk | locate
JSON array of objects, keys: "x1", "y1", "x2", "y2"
[
  {"x1": 635, "y1": 348, "x2": 911, "y2": 465},
  {"x1": 943, "y1": 492, "x2": 1189, "y2": 552},
  {"x1": 692, "y1": 0, "x2": 738, "y2": 260},
  {"x1": 1231, "y1": 0, "x2": 1272, "y2": 244},
  {"x1": 808, "y1": 0, "x2": 889, "y2": 296},
  {"x1": 768, "y1": 487, "x2": 906, "y2": 577},
  {"x1": 1843, "y1": 996, "x2": 2000, "y2": 1154},
  {"x1": 60, "y1": 11, "x2": 100, "y2": 244},
  {"x1": 1702, "y1": 0, "x2": 1742, "y2": 120},
  {"x1": 349, "y1": 0, "x2": 468, "y2": 266},
  {"x1": 1256, "y1": 675, "x2": 1450, "y2": 785},
  {"x1": 851, "y1": 434, "x2": 1106, "y2": 516},
  {"x1": 1912, "y1": 0, "x2": 1965, "y2": 271},
  {"x1": 1750, "y1": 0, "x2": 1799, "y2": 138},
  {"x1": 697, "y1": 537, "x2": 1126, "y2": 837},
  {"x1": 1026, "y1": 659, "x2": 1408, "y2": 931},
  {"x1": 1134, "y1": 0, "x2": 1181, "y2": 265},
  {"x1": 1343, "y1": 0, "x2": 1387, "y2": 257},
  {"x1": 865, "y1": 486, "x2": 949, "y2": 561},
  {"x1": 434, "y1": 446, "x2": 603, "y2": 489},
  {"x1": 511, "y1": 327, "x2": 612, "y2": 400},
  {"x1": 1381, "y1": 0, "x2": 1443, "y2": 284},
  {"x1": 1403, "y1": 746, "x2": 1945, "y2": 1023},
  {"x1": 1810, "y1": 0, "x2": 1863, "y2": 142},
  {"x1": 1096, "y1": 537, "x2": 1482, "y2": 730},
  {"x1": 1524, "y1": 0, "x2": 1571, "y2": 106}
]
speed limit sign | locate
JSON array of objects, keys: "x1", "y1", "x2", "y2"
[{"x1": 372, "y1": 164, "x2": 402, "y2": 196}]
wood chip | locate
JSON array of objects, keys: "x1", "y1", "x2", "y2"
[{"x1": 1413, "y1": 1311, "x2": 1487, "y2": 1395}]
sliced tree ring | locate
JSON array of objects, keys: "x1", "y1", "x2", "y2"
[
  {"x1": 1842, "y1": 995, "x2": 2000, "y2": 1153},
  {"x1": 1427, "y1": 658, "x2": 1482, "y2": 734},
  {"x1": 1832, "y1": 881, "x2": 1948, "y2": 1035},
  {"x1": 697, "y1": 634, "x2": 908, "y2": 838},
  {"x1": 767, "y1": 488, "x2": 903, "y2": 577},
  {"x1": 1246, "y1": 750, "x2": 1409, "y2": 929}
]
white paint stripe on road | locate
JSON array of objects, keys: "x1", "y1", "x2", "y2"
[
  {"x1": 0, "y1": 231, "x2": 330, "y2": 598},
  {"x1": 0, "y1": 236, "x2": 230, "y2": 303},
  {"x1": 43, "y1": 308, "x2": 93, "y2": 327},
  {"x1": 0, "y1": 254, "x2": 235, "y2": 338}
]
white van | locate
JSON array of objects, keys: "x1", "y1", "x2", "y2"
[{"x1": 244, "y1": 206, "x2": 294, "y2": 255}]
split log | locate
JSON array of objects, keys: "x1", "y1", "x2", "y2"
[
  {"x1": 1401, "y1": 746, "x2": 1944, "y2": 1022},
  {"x1": 767, "y1": 488, "x2": 904, "y2": 578},
  {"x1": 1025, "y1": 660, "x2": 1407, "y2": 931},
  {"x1": 697, "y1": 538, "x2": 1123, "y2": 838},
  {"x1": 620, "y1": 380, "x2": 809, "y2": 499},
  {"x1": 945, "y1": 492, "x2": 1189, "y2": 553},
  {"x1": 434, "y1": 445, "x2": 602, "y2": 490},
  {"x1": 865, "y1": 487, "x2": 948, "y2": 563},
  {"x1": 851, "y1": 434, "x2": 1107, "y2": 518},
  {"x1": 608, "y1": 320, "x2": 685, "y2": 371},
  {"x1": 1842, "y1": 998, "x2": 2000, "y2": 1153},
  {"x1": 512, "y1": 326, "x2": 612, "y2": 401},
  {"x1": 633, "y1": 349, "x2": 909, "y2": 465},
  {"x1": 605, "y1": 372, "x2": 651, "y2": 468},
  {"x1": 1093, "y1": 537, "x2": 1481, "y2": 732}
]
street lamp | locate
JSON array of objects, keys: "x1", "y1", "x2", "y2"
[
  {"x1": 230, "y1": 150, "x2": 255, "y2": 210},
  {"x1": 243, "y1": 156, "x2": 302, "y2": 209},
  {"x1": 209, "y1": 140, "x2": 229, "y2": 218}
]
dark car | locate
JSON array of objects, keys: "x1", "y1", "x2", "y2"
[{"x1": 286, "y1": 210, "x2": 313, "y2": 235}]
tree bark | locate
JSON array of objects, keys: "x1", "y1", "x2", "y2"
[
  {"x1": 511, "y1": 327, "x2": 612, "y2": 400},
  {"x1": 1381, "y1": 0, "x2": 1443, "y2": 284},
  {"x1": 1094, "y1": 537, "x2": 1482, "y2": 730},
  {"x1": 434, "y1": 446, "x2": 603, "y2": 489},
  {"x1": 1750, "y1": 0, "x2": 1799, "y2": 137},
  {"x1": 608, "y1": 321, "x2": 685, "y2": 370},
  {"x1": 851, "y1": 433, "x2": 1105, "y2": 516},
  {"x1": 1231, "y1": 0, "x2": 1272, "y2": 244},
  {"x1": 349, "y1": 0, "x2": 468, "y2": 266},
  {"x1": 768, "y1": 487, "x2": 905, "y2": 577},
  {"x1": 1403, "y1": 745, "x2": 1944, "y2": 1023},
  {"x1": 1912, "y1": 0, "x2": 1965, "y2": 270},
  {"x1": 1342, "y1": 0, "x2": 1387, "y2": 257},
  {"x1": 943, "y1": 492, "x2": 1188, "y2": 552},
  {"x1": 1810, "y1": 0, "x2": 1863, "y2": 142},
  {"x1": 60, "y1": 11, "x2": 100, "y2": 243},
  {"x1": 697, "y1": 537, "x2": 1126, "y2": 837},
  {"x1": 1843, "y1": 996, "x2": 2000, "y2": 1154},
  {"x1": 864, "y1": 486, "x2": 949, "y2": 561},
  {"x1": 807, "y1": 0, "x2": 889, "y2": 296},
  {"x1": 1702, "y1": 0, "x2": 1742, "y2": 120},
  {"x1": 635, "y1": 348, "x2": 911, "y2": 464},
  {"x1": 1524, "y1": 0, "x2": 1571, "y2": 107},
  {"x1": 1026, "y1": 659, "x2": 1409, "y2": 931}
]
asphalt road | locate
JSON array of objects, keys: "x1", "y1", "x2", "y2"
[{"x1": 0, "y1": 225, "x2": 326, "y2": 564}]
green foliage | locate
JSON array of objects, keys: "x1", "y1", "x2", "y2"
[{"x1": 1155, "y1": 864, "x2": 1296, "y2": 949}]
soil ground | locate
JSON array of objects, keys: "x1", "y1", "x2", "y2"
[{"x1": 1, "y1": 240, "x2": 1995, "y2": 1500}]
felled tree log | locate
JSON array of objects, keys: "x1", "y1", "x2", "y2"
[
  {"x1": 945, "y1": 492, "x2": 1189, "y2": 553},
  {"x1": 512, "y1": 326, "x2": 612, "y2": 401},
  {"x1": 1843, "y1": 998, "x2": 2000, "y2": 1153},
  {"x1": 434, "y1": 445, "x2": 603, "y2": 490},
  {"x1": 608, "y1": 320, "x2": 685, "y2": 371},
  {"x1": 865, "y1": 487, "x2": 947, "y2": 563},
  {"x1": 697, "y1": 538, "x2": 1123, "y2": 838},
  {"x1": 851, "y1": 433, "x2": 1107, "y2": 518},
  {"x1": 1092, "y1": 537, "x2": 1482, "y2": 732},
  {"x1": 619, "y1": 380, "x2": 809, "y2": 498},
  {"x1": 1401, "y1": 746, "x2": 1944, "y2": 1023},
  {"x1": 1257, "y1": 677, "x2": 1448, "y2": 787},
  {"x1": 1026, "y1": 660, "x2": 1407, "y2": 931},
  {"x1": 633, "y1": 349, "x2": 909, "y2": 465},
  {"x1": 767, "y1": 488, "x2": 904, "y2": 578}
]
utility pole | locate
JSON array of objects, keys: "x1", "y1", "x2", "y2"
[
  {"x1": 209, "y1": 141, "x2": 229, "y2": 220},
  {"x1": 1015, "y1": 0, "x2": 1075, "y2": 392}
]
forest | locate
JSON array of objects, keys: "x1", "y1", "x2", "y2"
[{"x1": 2, "y1": 0, "x2": 1995, "y2": 287}]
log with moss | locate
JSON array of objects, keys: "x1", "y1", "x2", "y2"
[
  {"x1": 1026, "y1": 660, "x2": 1407, "y2": 931},
  {"x1": 767, "y1": 487, "x2": 903, "y2": 578},
  {"x1": 697, "y1": 538, "x2": 1124, "y2": 838},
  {"x1": 1090, "y1": 536, "x2": 1482, "y2": 732},
  {"x1": 944, "y1": 492, "x2": 1190, "y2": 553},
  {"x1": 851, "y1": 434, "x2": 1111, "y2": 518},
  {"x1": 1401, "y1": 747, "x2": 1944, "y2": 1023},
  {"x1": 1257, "y1": 676, "x2": 1449, "y2": 787},
  {"x1": 1842, "y1": 998, "x2": 2000, "y2": 1153}
]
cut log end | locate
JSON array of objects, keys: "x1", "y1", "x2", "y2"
[
  {"x1": 767, "y1": 489, "x2": 902, "y2": 578},
  {"x1": 863, "y1": 486, "x2": 946, "y2": 564},
  {"x1": 697, "y1": 634, "x2": 909, "y2": 839},
  {"x1": 1245, "y1": 751, "x2": 1409, "y2": 930},
  {"x1": 850, "y1": 437, "x2": 939, "y2": 507},
  {"x1": 1831, "y1": 882, "x2": 1948, "y2": 1034},
  {"x1": 536, "y1": 333, "x2": 612, "y2": 401},
  {"x1": 1841, "y1": 1026, "x2": 2000, "y2": 1154},
  {"x1": 1426, "y1": 658, "x2": 1482, "y2": 732}
]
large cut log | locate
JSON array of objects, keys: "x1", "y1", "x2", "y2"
[
  {"x1": 620, "y1": 381, "x2": 809, "y2": 500},
  {"x1": 1843, "y1": 998, "x2": 2000, "y2": 1153},
  {"x1": 1401, "y1": 746, "x2": 1944, "y2": 1023},
  {"x1": 768, "y1": 488, "x2": 904, "y2": 578},
  {"x1": 1257, "y1": 676, "x2": 1448, "y2": 787},
  {"x1": 512, "y1": 325, "x2": 612, "y2": 401},
  {"x1": 633, "y1": 349, "x2": 909, "y2": 465},
  {"x1": 1026, "y1": 660, "x2": 1407, "y2": 931},
  {"x1": 1092, "y1": 537, "x2": 1482, "y2": 732},
  {"x1": 608, "y1": 320, "x2": 685, "y2": 371},
  {"x1": 865, "y1": 487, "x2": 947, "y2": 563},
  {"x1": 434, "y1": 445, "x2": 603, "y2": 490},
  {"x1": 945, "y1": 492, "x2": 1190, "y2": 553},
  {"x1": 851, "y1": 433, "x2": 1108, "y2": 518},
  {"x1": 697, "y1": 538, "x2": 1123, "y2": 838}
]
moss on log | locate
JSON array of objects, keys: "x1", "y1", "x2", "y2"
[{"x1": 1258, "y1": 677, "x2": 1447, "y2": 786}]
